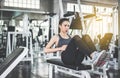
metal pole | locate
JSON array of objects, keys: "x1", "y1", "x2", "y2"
[
  {"x1": 59, "y1": 0, "x2": 64, "y2": 18},
  {"x1": 118, "y1": 0, "x2": 120, "y2": 70},
  {"x1": 77, "y1": 0, "x2": 85, "y2": 34}
]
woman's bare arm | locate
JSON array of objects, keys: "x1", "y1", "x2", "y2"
[{"x1": 44, "y1": 35, "x2": 62, "y2": 53}]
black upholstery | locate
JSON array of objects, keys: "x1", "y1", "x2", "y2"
[
  {"x1": 99, "y1": 33, "x2": 113, "y2": 50},
  {"x1": 47, "y1": 59, "x2": 91, "y2": 70},
  {"x1": 0, "y1": 48, "x2": 24, "y2": 75},
  {"x1": 70, "y1": 12, "x2": 83, "y2": 30}
]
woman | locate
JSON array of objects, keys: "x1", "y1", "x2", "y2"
[{"x1": 44, "y1": 18, "x2": 109, "y2": 67}]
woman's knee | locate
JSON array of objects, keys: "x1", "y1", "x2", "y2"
[{"x1": 73, "y1": 35, "x2": 81, "y2": 40}]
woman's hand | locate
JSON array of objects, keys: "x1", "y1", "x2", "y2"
[{"x1": 60, "y1": 45, "x2": 67, "y2": 51}]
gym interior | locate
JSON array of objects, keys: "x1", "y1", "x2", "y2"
[{"x1": 0, "y1": 0, "x2": 120, "y2": 78}]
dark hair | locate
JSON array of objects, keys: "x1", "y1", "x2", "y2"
[
  {"x1": 59, "y1": 18, "x2": 69, "y2": 25},
  {"x1": 58, "y1": 18, "x2": 69, "y2": 33}
]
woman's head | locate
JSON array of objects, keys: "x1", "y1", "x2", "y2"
[{"x1": 59, "y1": 18, "x2": 70, "y2": 33}]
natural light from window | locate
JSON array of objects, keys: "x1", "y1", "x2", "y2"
[
  {"x1": 67, "y1": 3, "x2": 93, "y2": 14},
  {"x1": 4, "y1": 0, "x2": 40, "y2": 9},
  {"x1": 67, "y1": 3, "x2": 113, "y2": 39}
]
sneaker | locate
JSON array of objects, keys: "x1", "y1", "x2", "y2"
[
  {"x1": 92, "y1": 50, "x2": 108, "y2": 67},
  {"x1": 98, "y1": 52, "x2": 111, "y2": 67}
]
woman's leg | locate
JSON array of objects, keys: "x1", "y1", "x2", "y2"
[
  {"x1": 75, "y1": 49, "x2": 85, "y2": 66},
  {"x1": 82, "y1": 34, "x2": 97, "y2": 52},
  {"x1": 72, "y1": 35, "x2": 94, "y2": 57},
  {"x1": 61, "y1": 39, "x2": 78, "y2": 65},
  {"x1": 72, "y1": 35, "x2": 110, "y2": 67},
  {"x1": 61, "y1": 35, "x2": 92, "y2": 65}
]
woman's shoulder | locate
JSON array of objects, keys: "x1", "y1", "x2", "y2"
[{"x1": 52, "y1": 34, "x2": 59, "y2": 39}]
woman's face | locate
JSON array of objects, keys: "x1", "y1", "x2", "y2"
[{"x1": 59, "y1": 21, "x2": 70, "y2": 33}]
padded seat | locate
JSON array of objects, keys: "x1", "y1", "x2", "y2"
[{"x1": 47, "y1": 58, "x2": 91, "y2": 70}]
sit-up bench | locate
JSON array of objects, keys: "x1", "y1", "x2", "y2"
[
  {"x1": 46, "y1": 34, "x2": 110, "y2": 78},
  {"x1": 47, "y1": 58, "x2": 92, "y2": 78},
  {"x1": 46, "y1": 58, "x2": 109, "y2": 78},
  {"x1": 0, "y1": 47, "x2": 28, "y2": 78}
]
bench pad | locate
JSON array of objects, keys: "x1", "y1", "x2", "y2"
[
  {"x1": 0, "y1": 48, "x2": 24, "y2": 75},
  {"x1": 47, "y1": 58, "x2": 91, "y2": 70}
]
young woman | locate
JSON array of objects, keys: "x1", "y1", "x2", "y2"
[{"x1": 44, "y1": 18, "x2": 109, "y2": 67}]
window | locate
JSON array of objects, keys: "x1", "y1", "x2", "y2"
[
  {"x1": 67, "y1": 3, "x2": 93, "y2": 14},
  {"x1": 4, "y1": 0, "x2": 40, "y2": 9},
  {"x1": 67, "y1": 3, "x2": 114, "y2": 39}
]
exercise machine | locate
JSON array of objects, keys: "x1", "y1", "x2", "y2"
[
  {"x1": 6, "y1": 31, "x2": 33, "y2": 64},
  {"x1": 46, "y1": 34, "x2": 111, "y2": 78},
  {"x1": 0, "y1": 47, "x2": 28, "y2": 78}
]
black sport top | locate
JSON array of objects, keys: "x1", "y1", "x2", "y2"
[{"x1": 57, "y1": 34, "x2": 71, "y2": 47}]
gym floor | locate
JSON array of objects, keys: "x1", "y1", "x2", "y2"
[{"x1": 5, "y1": 51, "x2": 120, "y2": 78}]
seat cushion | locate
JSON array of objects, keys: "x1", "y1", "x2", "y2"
[{"x1": 47, "y1": 58, "x2": 91, "y2": 70}]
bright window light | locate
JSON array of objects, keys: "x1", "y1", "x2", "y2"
[
  {"x1": 0, "y1": 20, "x2": 4, "y2": 25},
  {"x1": 67, "y1": 3, "x2": 93, "y2": 13},
  {"x1": 4, "y1": 0, "x2": 40, "y2": 9}
]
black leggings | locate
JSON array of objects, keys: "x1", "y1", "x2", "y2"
[{"x1": 61, "y1": 35, "x2": 94, "y2": 66}]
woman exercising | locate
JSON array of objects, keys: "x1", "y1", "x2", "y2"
[{"x1": 44, "y1": 18, "x2": 109, "y2": 67}]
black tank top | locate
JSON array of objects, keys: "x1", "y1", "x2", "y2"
[{"x1": 57, "y1": 34, "x2": 71, "y2": 47}]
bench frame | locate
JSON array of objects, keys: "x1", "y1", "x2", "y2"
[
  {"x1": 48, "y1": 63, "x2": 91, "y2": 78},
  {"x1": 46, "y1": 57, "x2": 108, "y2": 78}
]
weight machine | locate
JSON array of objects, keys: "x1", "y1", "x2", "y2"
[{"x1": 6, "y1": 31, "x2": 33, "y2": 64}]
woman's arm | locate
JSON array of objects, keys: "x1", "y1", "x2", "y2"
[{"x1": 44, "y1": 35, "x2": 61, "y2": 53}]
